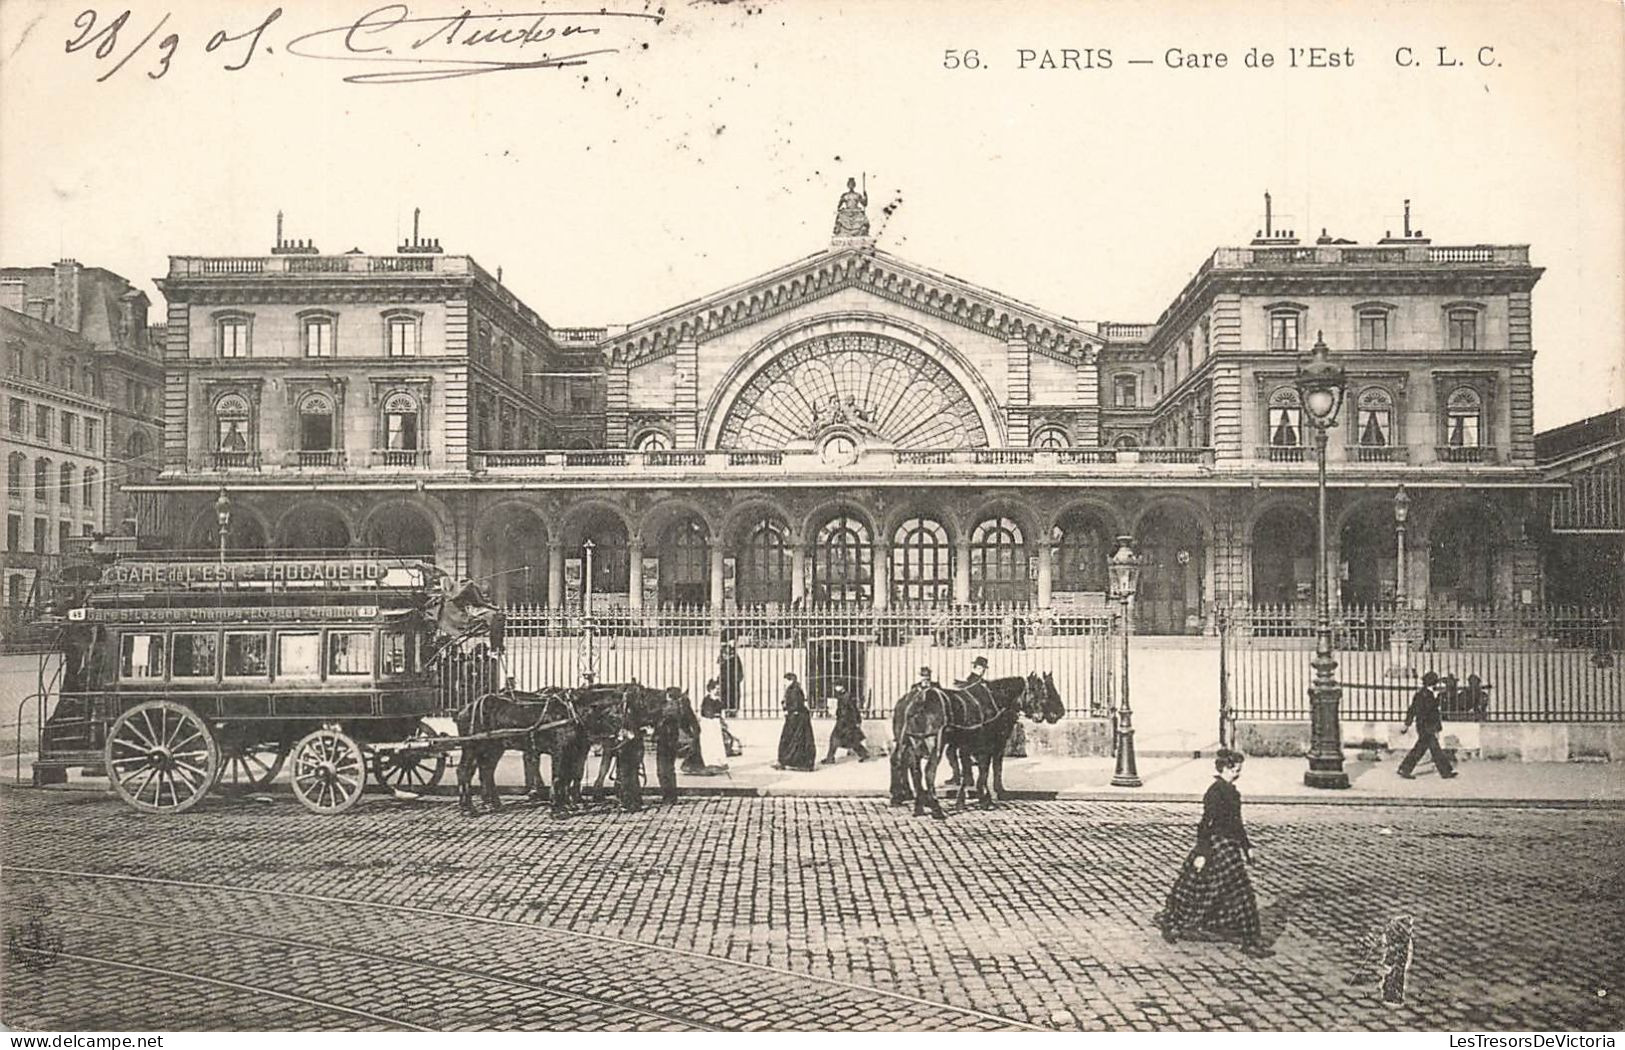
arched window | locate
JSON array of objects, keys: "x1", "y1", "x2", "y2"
[
  {"x1": 59, "y1": 463, "x2": 74, "y2": 504},
  {"x1": 1445, "y1": 388, "x2": 1483, "y2": 448},
  {"x1": 738, "y1": 518, "x2": 792, "y2": 605},
  {"x1": 1053, "y1": 511, "x2": 1109, "y2": 592},
  {"x1": 297, "y1": 392, "x2": 335, "y2": 451},
  {"x1": 970, "y1": 516, "x2": 1028, "y2": 604},
  {"x1": 83, "y1": 467, "x2": 98, "y2": 508},
  {"x1": 214, "y1": 394, "x2": 251, "y2": 454},
  {"x1": 1112, "y1": 433, "x2": 1140, "y2": 449},
  {"x1": 634, "y1": 430, "x2": 672, "y2": 452},
  {"x1": 82, "y1": 364, "x2": 96, "y2": 395},
  {"x1": 382, "y1": 391, "x2": 419, "y2": 452},
  {"x1": 1267, "y1": 388, "x2": 1304, "y2": 447},
  {"x1": 812, "y1": 513, "x2": 872, "y2": 606},
  {"x1": 579, "y1": 516, "x2": 629, "y2": 595},
  {"x1": 34, "y1": 459, "x2": 49, "y2": 502},
  {"x1": 63, "y1": 357, "x2": 77, "y2": 392},
  {"x1": 499, "y1": 338, "x2": 514, "y2": 383},
  {"x1": 1430, "y1": 502, "x2": 1497, "y2": 605},
  {"x1": 659, "y1": 518, "x2": 710, "y2": 606},
  {"x1": 1355, "y1": 388, "x2": 1393, "y2": 447},
  {"x1": 1113, "y1": 375, "x2": 1139, "y2": 408},
  {"x1": 891, "y1": 517, "x2": 951, "y2": 605},
  {"x1": 1032, "y1": 426, "x2": 1070, "y2": 449}
]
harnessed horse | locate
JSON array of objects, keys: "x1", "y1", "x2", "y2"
[
  {"x1": 889, "y1": 672, "x2": 1058, "y2": 818},
  {"x1": 453, "y1": 688, "x2": 581, "y2": 816},
  {"x1": 561, "y1": 683, "x2": 699, "y2": 808}
]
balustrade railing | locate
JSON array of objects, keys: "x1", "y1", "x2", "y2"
[
  {"x1": 289, "y1": 450, "x2": 346, "y2": 469},
  {"x1": 1351, "y1": 445, "x2": 1408, "y2": 464},
  {"x1": 1436, "y1": 445, "x2": 1497, "y2": 464},
  {"x1": 371, "y1": 448, "x2": 430, "y2": 468},
  {"x1": 210, "y1": 450, "x2": 261, "y2": 470},
  {"x1": 1260, "y1": 446, "x2": 1308, "y2": 463}
]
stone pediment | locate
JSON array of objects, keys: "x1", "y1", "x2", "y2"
[{"x1": 604, "y1": 246, "x2": 1100, "y2": 368}]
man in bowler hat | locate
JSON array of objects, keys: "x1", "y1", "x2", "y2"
[{"x1": 1398, "y1": 671, "x2": 1458, "y2": 780}]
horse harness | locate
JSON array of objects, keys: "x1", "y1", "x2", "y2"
[{"x1": 908, "y1": 677, "x2": 1034, "y2": 735}]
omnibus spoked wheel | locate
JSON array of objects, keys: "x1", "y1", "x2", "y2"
[
  {"x1": 105, "y1": 700, "x2": 221, "y2": 814},
  {"x1": 214, "y1": 738, "x2": 290, "y2": 794},
  {"x1": 370, "y1": 722, "x2": 448, "y2": 794},
  {"x1": 290, "y1": 728, "x2": 368, "y2": 814}
]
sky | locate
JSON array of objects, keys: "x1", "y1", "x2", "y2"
[{"x1": 1, "y1": 0, "x2": 1620, "y2": 430}]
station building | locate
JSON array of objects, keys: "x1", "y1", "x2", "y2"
[{"x1": 138, "y1": 197, "x2": 1559, "y2": 632}]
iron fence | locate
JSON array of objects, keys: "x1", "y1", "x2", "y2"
[
  {"x1": 437, "y1": 604, "x2": 1118, "y2": 720},
  {"x1": 1223, "y1": 603, "x2": 1623, "y2": 722}
]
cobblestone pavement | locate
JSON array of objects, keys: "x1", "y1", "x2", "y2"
[{"x1": 2, "y1": 786, "x2": 1621, "y2": 1031}]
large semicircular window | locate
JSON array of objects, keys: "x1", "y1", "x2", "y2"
[{"x1": 716, "y1": 333, "x2": 989, "y2": 450}]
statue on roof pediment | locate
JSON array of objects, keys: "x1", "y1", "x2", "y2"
[{"x1": 833, "y1": 177, "x2": 870, "y2": 238}]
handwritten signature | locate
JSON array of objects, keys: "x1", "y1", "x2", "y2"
[{"x1": 62, "y1": 4, "x2": 664, "y2": 85}]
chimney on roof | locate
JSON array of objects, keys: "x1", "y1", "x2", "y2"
[
  {"x1": 1249, "y1": 190, "x2": 1300, "y2": 245},
  {"x1": 1379, "y1": 198, "x2": 1432, "y2": 244},
  {"x1": 271, "y1": 210, "x2": 319, "y2": 254},
  {"x1": 54, "y1": 259, "x2": 81, "y2": 333},
  {"x1": 398, "y1": 207, "x2": 444, "y2": 254}
]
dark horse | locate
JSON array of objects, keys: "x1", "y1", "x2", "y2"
[
  {"x1": 561, "y1": 683, "x2": 699, "y2": 807},
  {"x1": 454, "y1": 688, "x2": 581, "y2": 816},
  {"x1": 889, "y1": 672, "x2": 1061, "y2": 818}
]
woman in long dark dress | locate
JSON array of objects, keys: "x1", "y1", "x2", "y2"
[
  {"x1": 1155, "y1": 749, "x2": 1272, "y2": 958},
  {"x1": 774, "y1": 671, "x2": 817, "y2": 771}
]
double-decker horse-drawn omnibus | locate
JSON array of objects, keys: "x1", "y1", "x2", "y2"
[{"x1": 28, "y1": 550, "x2": 494, "y2": 815}]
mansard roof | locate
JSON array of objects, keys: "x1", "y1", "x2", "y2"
[{"x1": 604, "y1": 245, "x2": 1106, "y2": 367}]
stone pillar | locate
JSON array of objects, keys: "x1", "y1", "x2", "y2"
[
  {"x1": 873, "y1": 541, "x2": 890, "y2": 610},
  {"x1": 627, "y1": 532, "x2": 644, "y2": 612},
  {"x1": 954, "y1": 533, "x2": 972, "y2": 605},
  {"x1": 675, "y1": 339, "x2": 699, "y2": 448},
  {"x1": 710, "y1": 543, "x2": 726, "y2": 610},
  {"x1": 791, "y1": 542, "x2": 807, "y2": 604},
  {"x1": 605, "y1": 357, "x2": 630, "y2": 447},
  {"x1": 1006, "y1": 334, "x2": 1030, "y2": 447},
  {"x1": 1036, "y1": 540, "x2": 1053, "y2": 609},
  {"x1": 547, "y1": 541, "x2": 564, "y2": 609}
]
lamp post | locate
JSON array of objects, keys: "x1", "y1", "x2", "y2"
[
  {"x1": 214, "y1": 488, "x2": 232, "y2": 565},
  {"x1": 1109, "y1": 535, "x2": 1143, "y2": 788},
  {"x1": 582, "y1": 538, "x2": 596, "y2": 614},
  {"x1": 1388, "y1": 485, "x2": 1414, "y2": 678},
  {"x1": 1295, "y1": 333, "x2": 1351, "y2": 789}
]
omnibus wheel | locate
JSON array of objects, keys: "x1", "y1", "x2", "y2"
[
  {"x1": 289, "y1": 728, "x2": 368, "y2": 814},
  {"x1": 104, "y1": 700, "x2": 220, "y2": 814},
  {"x1": 214, "y1": 738, "x2": 290, "y2": 794},
  {"x1": 370, "y1": 722, "x2": 448, "y2": 793}
]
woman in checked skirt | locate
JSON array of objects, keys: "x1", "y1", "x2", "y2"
[{"x1": 1155, "y1": 749, "x2": 1273, "y2": 958}]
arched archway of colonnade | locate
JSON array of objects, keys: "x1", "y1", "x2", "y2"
[
  {"x1": 1049, "y1": 505, "x2": 1117, "y2": 612},
  {"x1": 804, "y1": 503, "x2": 876, "y2": 607},
  {"x1": 965, "y1": 499, "x2": 1042, "y2": 606},
  {"x1": 640, "y1": 501, "x2": 717, "y2": 608},
  {"x1": 474, "y1": 503, "x2": 548, "y2": 605},
  {"x1": 727, "y1": 507, "x2": 796, "y2": 607},
  {"x1": 1249, "y1": 501, "x2": 1316, "y2": 606},
  {"x1": 1425, "y1": 496, "x2": 1509, "y2": 607},
  {"x1": 559, "y1": 504, "x2": 633, "y2": 610},
  {"x1": 360, "y1": 501, "x2": 442, "y2": 562},
  {"x1": 1132, "y1": 501, "x2": 1210, "y2": 635},
  {"x1": 1336, "y1": 499, "x2": 1399, "y2": 607},
  {"x1": 274, "y1": 500, "x2": 353, "y2": 554},
  {"x1": 187, "y1": 503, "x2": 269, "y2": 552}
]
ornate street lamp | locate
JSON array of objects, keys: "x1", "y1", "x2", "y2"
[
  {"x1": 582, "y1": 537, "x2": 596, "y2": 613},
  {"x1": 1388, "y1": 484, "x2": 1415, "y2": 679},
  {"x1": 214, "y1": 488, "x2": 232, "y2": 564},
  {"x1": 1108, "y1": 535, "x2": 1143, "y2": 788},
  {"x1": 1295, "y1": 333, "x2": 1351, "y2": 789}
]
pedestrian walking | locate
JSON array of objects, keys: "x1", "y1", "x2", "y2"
[
  {"x1": 774, "y1": 671, "x2": 816, "y2": 771},
  {"x1": 1398, "y1": 671, "x2": 1458, "y2": 779},
  {"x1": 1154, "y1": 749, "x2": 1272, "y2": 958},
  {"x1": 823, "y1": 682, "x2": 871, "y2": 764}
]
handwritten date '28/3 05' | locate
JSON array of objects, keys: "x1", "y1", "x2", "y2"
[{"x1": 62, "y1": 5, "x2": 665, "y2": 85}]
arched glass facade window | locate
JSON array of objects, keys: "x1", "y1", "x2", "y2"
[
  {"x1": 1052, "y1": 511, "x2": 1109, "y2": 592},
  {"x1": 1355, "y1": 388, "x2": 1394, "y2": 447},
  {"x1": 811, "y1": 513, "x2": 872, "y2": 605},
  {"x1": 891, "y1": 517, "x2": 951, "y2": 605},
  {"x1": 970, "y1": 517, "x2": 1028, "y2": 604},
  {"x1": 658, "y1": 517, "x2": 710, "y2": 606},
  {"x1": 634, "y1": 430, "x2": 672, "y2": 452},
  {"x1": 1445, "y1": 388, "x2": 1483, "y2": 447},
  {"x1": 738, "y1": 518, "x2": 792, "y2": 605},
  {"x1": 1032, "y1": 426, "x2": 1070, "y2": 449},
  {"x1": 214, "y1": 394, "x2": 251, "y2": 453},
  {"x1": 1267, "y1": 388, "x2": 1304, "y2": 447},
  {"x1": 298, "y1": 392, "x2": 335, "y2": 451},
  {"x1": 382, "y1": 391, "x2": 419, "y2": 451}
]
